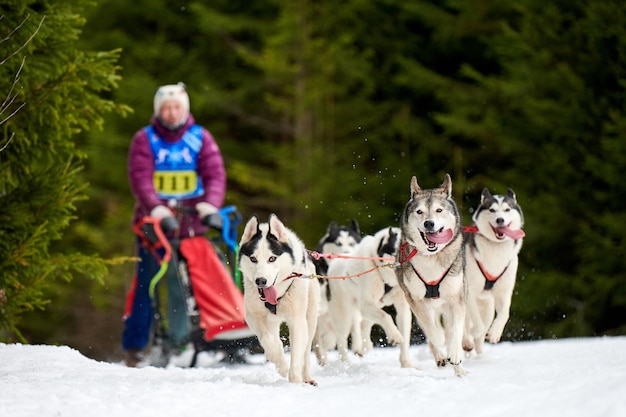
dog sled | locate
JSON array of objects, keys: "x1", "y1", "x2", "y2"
[{"x1": 131, "y1": 205, "x2": 259, "y2": 367}]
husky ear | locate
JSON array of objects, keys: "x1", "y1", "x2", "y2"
[
  {"x1": 350, "y1": 219, "x2": 361, "y2": 235},
  {"x1": 269, "y1": 213, "x2": 289, "y2": 242},
  {"x1": 328, "y1": 221, "x2": 339, "y2": 234},
  {"x1": 439, "y1": 173, "x2": 452, "y2": 197},
  {"x1": 410, "y1": 176, "x2": 422, "y2": 198},
  {"x1": 241, "y1": 215, "x2": 259, "y2": 243},
  {"x1": 506, "y1": 188, "x2": 517, "y2": 201},
  {"x1": 481, "y1": 187, "x2": 492, "y2": 203}
]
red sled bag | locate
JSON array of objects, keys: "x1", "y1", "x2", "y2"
[{"x1": 179, "y1": 236, "x2": 249, "y2": 341}]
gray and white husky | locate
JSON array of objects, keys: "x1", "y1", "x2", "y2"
[
  {"x1": 312, "y1": 220, "x2": 361, "y2": 365},
  {"x1": 396, "y1": 174, "x2": 468, "y2": 376},
  {"x1": 326, "y1": 226, "x2": 414, "y2": 368},
  {"x1": 463, "y1": 188, "x2": 525, "y2": 354},
  {"x1": 239, "y1": 214, "x2": 320, "y2": 385}
]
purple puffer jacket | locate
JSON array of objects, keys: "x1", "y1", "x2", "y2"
[{"x1": 128, "y1": 114, "x2": 226, "y2": 238}]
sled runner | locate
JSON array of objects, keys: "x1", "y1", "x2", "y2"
[{"x1": 133, "y1": 205, "x2": 260, "y2": 367}]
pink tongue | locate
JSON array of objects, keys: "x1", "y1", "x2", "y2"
[
  {"x1": 497, "y1": 226, "x2": 525, "y2": 240},
  {"x1": 263, "y1": 286, "x2": 278, "y2": 305},
  {"x1": 427, "y1": 228, "x2": 454, "y2": 244}
]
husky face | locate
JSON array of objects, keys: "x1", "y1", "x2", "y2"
[
  {"x1": 318, "y1": 220, "x2": 361, "y2": 255},
  {"x1": 377, "y1": 226, "x2": 400, "y2": 258},
  {"x1": 401, "y1": 174, "x2": 460, "y2": 254},
  {"x1": 239, "y1": 214, "x2": 299, "y2": 305},
  {"x1": 473, "y1": 188, "x2": 525, "y2": 242},
  {"x1": 313, "y1": 220, "x2": 361, "y2": 276}
]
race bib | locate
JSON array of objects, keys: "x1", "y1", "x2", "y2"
[{"x1": 153, "y1": 170, "x2": 199, "y2": 198}]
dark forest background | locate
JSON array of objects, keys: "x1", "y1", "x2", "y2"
[{"x1": 1, "y1": 0, "x2": 625, "y2": 361}]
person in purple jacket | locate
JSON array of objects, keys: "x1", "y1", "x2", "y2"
[{"x1": 122, "y1": 82, "x2": 226, "y2": 367}]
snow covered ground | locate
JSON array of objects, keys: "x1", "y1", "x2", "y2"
[{"x1": 1, "y1": 336, "x2": 625, "y2": 417}]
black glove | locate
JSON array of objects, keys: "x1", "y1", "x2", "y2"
[
  {"x1": 160, "y1": 216, "x2": 179, "y2": 233},
  {"x1": 202, "y1": 213, "x2": 223, "y2": 229}
]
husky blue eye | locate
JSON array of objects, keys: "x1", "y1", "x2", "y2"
[
  {"x1": 436, "y1": 208, "x2": 442, "y2": 213},
  {"x1": 268, "y1": 256, "x2": 277, "y2": 262},
  {"x1": 250, "y1": 256, "x2": 258, "y2": 263},
  {"x1": 416, "y1": 209, "x2": 423, "y2": 214}
]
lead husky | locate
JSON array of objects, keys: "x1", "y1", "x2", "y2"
[
  {"x1": 239, "y1": 214, "x2": 320, "y2": 385},
  {"x1": 312, "y1": 220, "x2": 361, "y2": 365},
  {"x1": 326, "y1": 226, "x2": 414, "y2": 368},
  {"x1": 463, "y1": 188, "x2": 525, "y2": 354},
  {"x1": 396, "y1": 174, "x2": 467, "y2": 377}
]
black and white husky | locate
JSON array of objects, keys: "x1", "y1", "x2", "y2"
[
  {"x1": 463, "y1": 188, "x2": 525, "y2": 354},
  {"x1": 239, "y1": 214, "x2": 320, "y2": 385},
  {"x1": 396, "y1": 174, "x2": 468, "y2": 377},
  {"x1": 326, "y1": 226, "x2": 414, "y2": 368},
  {"x1": 312, "y1": 220, "x2": 361, "y2": 365}
]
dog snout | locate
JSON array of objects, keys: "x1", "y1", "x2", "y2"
[
  {"x1": 424, "y1": 220, "x2": 435, "y2": 231},
  {"x1": 255, "y1": 277, "x2": 267, "y2": 288},
  {"x1": 496, "y1": 217, "x2": 505, "y2": 225}
]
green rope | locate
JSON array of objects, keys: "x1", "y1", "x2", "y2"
[
  {"x1": 149, "y1": 260, "x2": 169, "y2": 299},
  {"x1": 233, "y1": 244, "x2": 242, "y2": 291}
]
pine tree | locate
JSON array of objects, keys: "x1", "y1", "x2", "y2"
[{"x1": 0, "y1": 0, "x2": 127, "y2": 341}]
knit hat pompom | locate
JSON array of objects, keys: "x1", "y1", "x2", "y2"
[{"x1": 153, "y1": 82, "x2": 190, "y2": 127}]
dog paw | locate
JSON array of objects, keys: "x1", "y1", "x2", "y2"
[
  {"x1": 277, "y1": 364, "x2": 289, "y2": 378},
  {"x1": 486, "y1": 332, "x2": 502, "y2": 344},
  {"x1": 305, "y1": 379, "x2": 318, "y2": 387},
  {"x1": 453, "y1": 365, "x2": 468, "y2": 377}
]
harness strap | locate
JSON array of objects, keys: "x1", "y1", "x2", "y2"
[
  {"x1": 477, "y1": 260, "x2": 510, "y2": 290},
  {"x1": 410, "y1": 263, "x2": 454, "y2": 299},
  {"x1": 398, "y1": 242, "x2": 418, "y2": 265}
]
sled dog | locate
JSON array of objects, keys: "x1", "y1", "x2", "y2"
[
  {"x1": 312, "y1": 220, "x2": 361, "y2": 365},
  {"x1": 327, "y1": 226, "x2": 414, "y2": 368},
  {"x1": 396, "y1": 174, "x2": 467, "y2": 376},
  {"x1": 463, "y1": 188, "x2": 525, "y2": 354},
  {"x1": 239, "y1": 214, "x2": 320, "y2": 385}
]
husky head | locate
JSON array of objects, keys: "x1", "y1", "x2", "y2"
[
  {"x1": 239, "y1": 214, "x2": 304, "y2": 305},
  {"x1": 473, "y1": 188, "x2": 525, "y2": 242},
  {"x1": 313, "y1": 220, "x2": 361, "y2": 275},
  {"x1": 375, "y1": 226, "x2": 401, "y2": 259},
  {"x1": 401, "y1": 173, "x2": 461, "y2": 254}
]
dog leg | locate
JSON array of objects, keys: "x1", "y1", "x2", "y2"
[
  {"x1": 327, "y1": 286, "x2": 353, "y2": 362},
  {"x1": 465, "y1": 295, "x2": 485, "y2": 354},
  {"x1": 286, "y1": 316, "x2": 310, "y2": 384},
  {"x1": 477, "y1": 296, "x2": 495, "y2": 350},
  {"x1": 406, "y1": 298, "x2": 447, "y2": 367},
  {"x1": 302, "y1": 285, "x2": 319, "y2": 386},
  {"x1": 393, "y1": 294, "x2": 415, "y2": 368},
  {"x1": 359, "y1": 319, "x2": 375, "y2": 354},
  {"x1": 255, "y1": 321, "x2": 289, "y2": 379},
  {"x1": 446, "y1": 299, "x2": 468, "y2": 377},
  {"x1": 361, "y1": 301, "x2": 403, "y2": 348},
  {"x1": 486, "y1": 294, "x2": 511, "y2": 344},
  {"x1": 313, "y1": 313, "x2": 332, "y2": 366}
]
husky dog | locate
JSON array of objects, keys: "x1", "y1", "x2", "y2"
[
  {"x1": 396, "y1": 174, "x2": 467, "y2": 377},
  {"x1": 239, "y1": 214, "x2": 320, "y2": 385},
  {"x1": 463, "y1": 188, "x2": 525, "y2": 354},
  {"x1": 312, "y1": 220, "x2": 361, "y2": 276},
  {"x1": 327, "y1": 226, "x2": 414, "y2": 368},
  {"x1": 312, "y1": 220, "x2": 361, "y2": 365}
]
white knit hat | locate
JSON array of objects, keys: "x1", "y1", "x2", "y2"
[{"x1": 153, "y1": 82, "x2": 190, "y2": 121}]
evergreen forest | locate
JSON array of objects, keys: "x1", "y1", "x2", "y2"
[{"x1": 1, "y1": 0, "x2": 625, "y2": 361}]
